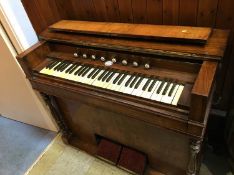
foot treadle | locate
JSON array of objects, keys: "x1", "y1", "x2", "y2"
[{"x1": 117, "y1": 147, "x2": 147, "y2": 175}]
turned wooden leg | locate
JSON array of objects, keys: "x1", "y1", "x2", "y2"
[
  {"x1": 41, "y1": 93, "x2": 72, "y2": 143},
  {"x1": 187, "y1": 140, "x2": 202, "y2": 175}
]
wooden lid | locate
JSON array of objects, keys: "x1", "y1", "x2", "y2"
[{"x1": 49, "y1": 20, "x2": 212, "y2": 44}]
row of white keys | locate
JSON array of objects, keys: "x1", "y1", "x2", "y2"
[
  {"x1": 122, "y1": 75, "x2": 138, "y2": 94},
  {"x1": 40, "y1": 61, "x2": 62, "y2": 75},
  {"x1": 171, "y1": 85, "x2": 184, "y2": 105},
  {"x1": 108, "y1": 74, "x2": 125, "y2": 91},
  {"x1": 132, "y1": 78, "x2": 149, "y2": 96},
  {"x1": 141, "y1": 79, "x2": 160, "y2": 99},
  {"x1": 119, "y1": 75, "x2": 131, "y2": 92},
  {"x1": 103, "y1": 73, "x2": 119, "y2": 89},
  {"x1": 151, "y1": 81, "x2": 167, "y2": 101},
  {"x1": 161, "y1": 84, "x2": 178, "y2": 104}
]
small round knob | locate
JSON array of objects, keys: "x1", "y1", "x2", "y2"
[
  {"x1": 100, "y1": 56, "x2": 106, "y2": 62},
  {"x1": 144, "y1": 63, "x2": 150, "y2": 69},
  {"x1": 73, "y1": 53, "x2": 78, "y2": 57},
  {"x1": 133, "y1": 61, "x2": 139, "y2": 67},
  {"x1": 91, "y1": 55, "x2": 96, "y2": 60},
  {"x1": 82, "y1": 53, "x2": 87, "y2": 59},
  {"x1": 122, "y1": 60, "x2": 128, "y2": 65},
  {"x1": 111, "y1": 57, "x2": 117, "y2": 63}
]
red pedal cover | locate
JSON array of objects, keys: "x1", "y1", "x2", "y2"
[
  {"x1": 96, "y1": 139, "x2": 122, "y2": 165},
  {"x1": 117, "y1": 147, "x2": 147, "y2": 175}
]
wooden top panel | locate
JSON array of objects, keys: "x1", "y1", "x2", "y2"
[
  {"x1": 40, "y1": 28, "x2": 229, "y2": 61},
  {"x1": 49, "y1": 20, "x2": 212, "y2": 44}
]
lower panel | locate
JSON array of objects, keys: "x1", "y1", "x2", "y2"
[{"x1": 55, "y1": 97, "x2": 191, "y2": 175}]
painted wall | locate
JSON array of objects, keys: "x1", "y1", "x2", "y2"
[{"x1": 0, "y1": 0, "x2": 57, "y2": 131}]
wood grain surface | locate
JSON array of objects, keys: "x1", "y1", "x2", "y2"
[{"x1": 49, "y1": 20, "x2": 212, "y2": 44}]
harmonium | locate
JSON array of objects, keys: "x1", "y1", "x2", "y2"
[{"x1": 17, "y1": 8, "x2": 229, "y2": 175}]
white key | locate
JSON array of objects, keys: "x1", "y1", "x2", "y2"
[
  {"x1": 92, "y1": 70, "x2": 107, "y2": 86},
  {"x1": 59, "y1": 64, "x2": 74, "y2": 78},
  {"x1": 161, "y1": 83, "x2": 174, "y2": 104},
  {"x1": 109, "y1": 74, "x2": 124, "y2": 91},
  {"x1": 66, "y1": 66, "x2": 82, "y2": 81},
  {"x1": 42, "y1": 62, "x2": 61, "y2": 75},
  {"x1": 123, "y1": 75, "x2": 137, "y2": 94},
  {"x1": 73, "y1": 66, "x2": 88, "y2": 82},
  {"x1": 88, "y1": 70, "x2": 105, "y2": 85},
  {"x1": 102, "y1": 73, "x2": 118, "y2": 89},
  {"x1": 40, "y1": 61, "x2": 58, "y2": 74},
  {"x1": 100, "y1": 71, "x2": 114, "y2": 88},
  {"x1": 132, "y1": 78, "x2": 149, "y2": 96},
  {"x1": 151, "y1": 82, "x2": 167, "y2": 101},
  {"x1": 119, "y1": 75, "x2": 131, "y2": 92},
  {"x1": 163, "y1": 84, "x2": 180, "y2": 104},
  {"x1": 172, "y1": 85, "x2": 184, "y2": 106},
  {"x1": 80, "y1": 68, "x2": 95, "y2": 84},
  {"x1": 142, "y1": 80, "x2": 160, "y2": 99},
  {"x1": 105, "y1": 73, "x2": 119, "y2": 89},
  {"x1": 140, "y1": 79, "x2": 154, "y2": 98},
  {"x1": 93, "y1": 71, "x2": 110, "y2": 87}
]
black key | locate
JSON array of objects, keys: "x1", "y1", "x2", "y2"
[
  {"x1": 87, "y1": 68, "x2": 98, "y2": 78},
  {"x1": 81, "y1": 67, "x2": 92, "y2": 77},
  {"x1": 65, "y1": 64, "x2": 76, "y2": 73},
  {"x1": 102, "y1": 70, "x2": 113, "y2": 82},
  {"x1": 69, "y1": 64, "x2": 79, "y2": 74},
  {"x1": 142, "y1": 78, "x2": 152, "y2": 91},
  {"x1": 129, "y1": 75, "x2": 140, "y2": 88},
  {"x1": 113, "y1": 73, "x2": 123, "y2": 84},
  {"x1": 98, "y1": 69, "x2": 109, "y2": 81},
  {"x1": 48, "y1": 61, "x2": 59, "y2": 70},
  {"x1": 54, "y1": 61, "x2": 64, "y2": 71},
  {"x1": 168, "y1": 83, "x2": 176, "y2": 97},
  {"x1": 125, "y1": 75, "x2": 135, "y2": 87},
  {"x1": 46, "y1": 60, "x2": 57, "y2": 69},
  {"x1": 59, "y1": 62, "x2": 70, "y2": 72},
  {"x1": 117, "y1": 73, "x2": 128, "y2": 85},
  {"x1": 148, "y1": 79, "x2": 157, "y2": 92},
  {"x1": 156, "y1": 81, "x2": 165, "y2": 94},
  {"x1": 74, "y1": 65, "x2": 85, "y2": 75},
  {"x1": 106, "y1": 72, "x2": 116, "y2": 82},
  {"x1": 91, "y1": 69, "x2": 102, "y2": 79},
  {"x1": 134, "y1": 76, "x2": 144, "y2": 89},
  {"x1": 78, "y1": 66, "x2": 90, "y2": 76},
  {"x1": 162, "y1": 82, "x2": 171, "y2": 95}
]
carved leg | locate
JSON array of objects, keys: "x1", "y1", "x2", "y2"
[
  {"x1": 187, "y1": 140, "x2": 202, "y2": 175},
  {"x1": 41, "y1": 93, "x2": 72, "y2": 143}
]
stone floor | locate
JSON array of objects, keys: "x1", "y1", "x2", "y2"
[
  {"x1": 0, "y1": 116, "x2": 233, "y2": 175},
  {"x1": 0, "y1": 116, "x2": 56, "y2": 175},
  {"x1": 25, "y1": 134, "x2": 233, "y2": 175}
]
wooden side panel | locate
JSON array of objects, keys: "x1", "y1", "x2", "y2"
[
  {"x1": 163, "y1": 0, "x2": 179, "y2": 25},
  {"x1": 179, "y1": 0, "x2": 199, "y2": 26},
  {"x1": 118, "y1": 0, "x2": 133, "y2": 23},
  {"x1": 132, "y1": 0, "x2": 147, "y2": 23},
  {"x1": 197, "y1": 0, "x2": 219, "y2": 27},
  {"x1": 146, "y1": 0, "x2": 163, "y2": 24},
  {"x1": 104, "y1": 0, "x2": 120, "y2": 22}
]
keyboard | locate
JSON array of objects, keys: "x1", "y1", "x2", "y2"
[{"x1": 40, "y1": 59, "x2": 184, "y2": 106}]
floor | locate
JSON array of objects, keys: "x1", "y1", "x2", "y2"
[
  {"x1": 0, "y1": 116, "x2": 56, "y2": 175},
  {"x1": 25, "y1": 134, "x2": 233, "y2": 175},
  {"x1": 0, "y1": 116, "x2": 233, "y2": 175}
]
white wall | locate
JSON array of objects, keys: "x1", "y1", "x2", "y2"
[
  {"x1": 0, "y1": 0, "x2": 58, "y2": 131},
  {"x1": 0, "y1": 0, "x2": 38, "y2": 50}
]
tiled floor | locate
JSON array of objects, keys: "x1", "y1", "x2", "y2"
[{"x1": 0, "y1": 116, "x2": 56, "y2": 175}]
